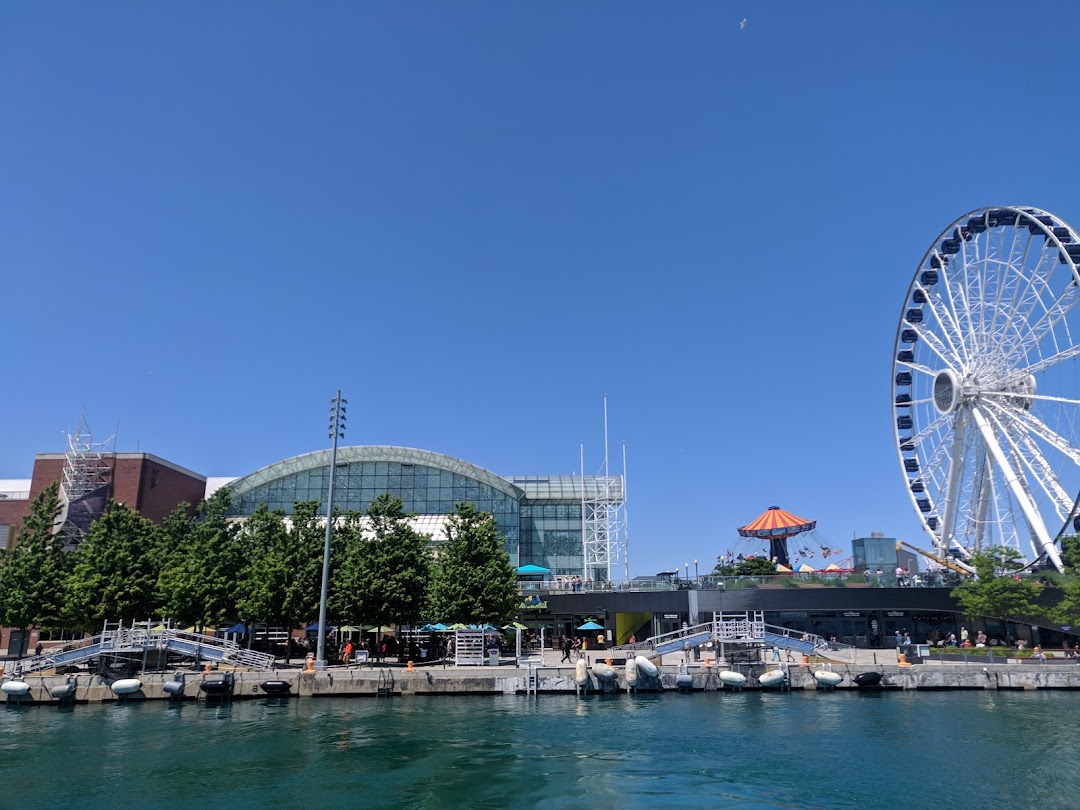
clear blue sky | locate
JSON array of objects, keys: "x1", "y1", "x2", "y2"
[{"x1": 4, "y1": 2, "x2": 1080, "y2": 576}]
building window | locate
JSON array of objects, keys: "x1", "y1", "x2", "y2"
[{"x1": 0, "y1": 524, "x2": 9, "y2": 549}]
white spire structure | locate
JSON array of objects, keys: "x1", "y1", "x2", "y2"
[
  {"x1": 580, "y1": 396, "x2": 629, "y2": 583},
  {"x1": 57, "y1": 413, "x2": 116, "y2": 544}
]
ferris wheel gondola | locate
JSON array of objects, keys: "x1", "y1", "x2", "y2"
[{"x1": 893, "y1": 206, "x2": 1080, "y2": 573}]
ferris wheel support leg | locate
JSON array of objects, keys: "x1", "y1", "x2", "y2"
[
  {"x1": 939, "y1": 408, "x2": 969, "y2": 559},
  {"x1": 970, "y1": 406, "x2": 1066, "y2": 573}
]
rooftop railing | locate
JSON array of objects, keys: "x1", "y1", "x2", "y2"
[{"x1": 517, "y1": 571, "x2": 965, "y2": 595}]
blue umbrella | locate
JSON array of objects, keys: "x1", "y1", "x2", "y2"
[
  {"x1": 221, "y1": 622, "x2": 248, "y2": 634},
  {"x1": 577, "y1": 621, "x2": 604, "y2": 631},
  {"x1": 517, "y1": 564, "x2": 552, "y2": 575},
  {"x1": 305, "y1": 622, "x2": 336, "y2": 632}
]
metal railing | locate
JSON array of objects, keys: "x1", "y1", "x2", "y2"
[
  {"x1": 518, "y1": 573, "x2": 964, "y2": 595},
  {"x1": 2, "y1": 620, "x2": 274, "y2": 677}
]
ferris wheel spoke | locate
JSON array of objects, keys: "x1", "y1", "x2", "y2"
[
  {"x1": 984, "y1": 404, "x2": 1073, "y2": 519},
  {"x1": 993, "y1": 229, "x2": 1056, "y2": 365},
  {"x1": 983, "y1": 391, "x2": 1080, "y2": 408},
  {"x1": 998, "y1": 281, "x2": 1080, "y2": 373},
  {"x1": 1006, "y1": 340, "x2": 1080, "y2": 380},
  {"x1": 988, "y1": 400, "x2": 1080, "y2": 470},
  {"x1": 970, "y1": 403, "x2": 1064, "y2": 570},
  {"x1": 919, "y1": 280, "x2": 969, "y2": 364},
  {"x1": 984, "y1": 228, "x2": 1023, "y2": 357},
  {"x1": 897, "y1": 359, "x2": 938, "y2": 377},
  {"x1": 907, "y1": 410, "x2": 952, "y2": 447},
  {"x1": 937, "y1": 408, "x2": 970, "y2": 555},
  {"x1": 911, "y1": 325, "x2": 963, "y2": 372}
]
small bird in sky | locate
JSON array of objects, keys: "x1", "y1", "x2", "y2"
[{"x1": 740, "y1": 18, "x2": 748, "y2": 30}]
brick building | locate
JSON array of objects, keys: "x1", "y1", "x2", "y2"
[{"x1": 0, "y1": 452, "x2": 206, "y2": 550}]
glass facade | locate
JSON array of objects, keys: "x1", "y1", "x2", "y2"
[
  {"x1": 225, "y1": 447, "x2": 622, "y2": 578},
  {"x1": 852, "y1": 535, "x2": 918, "y2": 575},
  {"x1": 519, "y1": 503, "x2": 582, "y2": 575}
]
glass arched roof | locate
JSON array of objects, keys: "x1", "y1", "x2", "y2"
[{"x1": 226, "y1": 445, "x2": 525, "y2": 501}]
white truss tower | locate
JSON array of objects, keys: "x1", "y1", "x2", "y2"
[
  {"x1": 57, "y1": 415, "x2": 116, "y2": 543},
  {"x1": 580, "y1": 398, "x2": 629, "y2": 583},
  {"x1": 62, "y1": 415, "x2": 114, "y2": 501}
]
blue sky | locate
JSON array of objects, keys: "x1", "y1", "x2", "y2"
[{"x1": 4, "y1": 2, "x2": 1080, "y2": 577}]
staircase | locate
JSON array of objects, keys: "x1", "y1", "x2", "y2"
[
  {"x1": 610, "y1": 611, "x2": 832, "y2": 659},
  {"x1": 4, "y1": 620, "x2": 274, "y2": 677}
]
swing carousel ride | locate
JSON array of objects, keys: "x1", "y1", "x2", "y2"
[{"x1": 730, "y1": 505, "x2": 848, "y2": 573}]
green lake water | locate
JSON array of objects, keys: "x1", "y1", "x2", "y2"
[{"x1": 2, "y1": 691, "x2": 1078, "y2": 808}]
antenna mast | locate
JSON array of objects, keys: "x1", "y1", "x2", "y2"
[{"x1": 580, "y1": 396, "x2": 629, "y2": 583}]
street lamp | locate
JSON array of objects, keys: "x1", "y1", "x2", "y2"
[
  {"x1": 694, "y1": 560, "x2": 699, "y2": 581},
  {"x1": 315, "y1": 390, "x2": 347, "y2": 671},
  {"x1": 684, "y1": 562, "x2": 689, "y2": 580}
]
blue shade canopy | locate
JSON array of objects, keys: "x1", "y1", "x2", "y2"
[
  {"x1": 221, "y1": 623, "x2": 247, "y2": 634},
  {"x1": 305, "y1": 623, "x2": 336, "y2": 632},
  {"x1": 577, "y1": 621, "x2": 604, "y2": 631},
  {"x1": 517, "y1": 564, "x2": 552, "y2": 574}
]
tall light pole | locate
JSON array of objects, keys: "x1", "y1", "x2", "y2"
[
  {"x1": 315, "y1": 390, "x2": 346, "y2": 671},
  {"x1": 694, "y1": 560, "x2": 699, "y2": 581},
  {"x1": 684, "y1": 562, "x2": 689, "y2": 581}
]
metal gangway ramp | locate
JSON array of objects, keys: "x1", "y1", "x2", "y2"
[
  {"x1": 614, "y1": 611, "x2": 830, "y2": 659},
  {"x1": 4, "y1": 620, "x2": 274, "y2": 677}
]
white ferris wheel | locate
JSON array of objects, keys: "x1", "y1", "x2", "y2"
[{"x1": 893, "y1": 206, "x2": 1080, "y2": 574}]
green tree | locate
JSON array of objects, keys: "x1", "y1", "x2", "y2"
[
  {"x1": 235, "y1": 501, "x2": 323, "y2": 663},
  {"x1": 158, "y1": 489, "x2": 244, "y2": 631},
  {"x1": 1060, "y1": 534, "x2": 1080, "y2": 573},
  {"x1": 428, "y1": 502, "x2": 518, "y2": 625},
  {"x1": 64, "y1": 500, "x2": 168, "y2": 629},
  {"x1": 0, "y1": 483, "x2": 68, "y2": 638},
  {"x1": 344, "y1": 494, "x2": 432, "y2": 641},
  {"x1": 734, "y1": 557, "x2": 777, "y2": 576},
  {"x1": 952, "y1": 548, "x2": 1044, "y2": 628},
  {"x1": 1050, "y1": 576, "x2": 1080, "y2": 631},
  {"x1": 326, "y1": 509, "x2": 361, "y2": 625},
  {"x1": 712, "y1": 555, "x2": 736, "y2": 577}
]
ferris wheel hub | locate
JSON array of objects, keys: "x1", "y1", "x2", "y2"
[{"x1": 933, "y1": 369, "x2": 959, "y2": 414}]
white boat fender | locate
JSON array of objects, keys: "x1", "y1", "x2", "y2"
[
  {"x1": 625, "y1": 658, "x2": 638, "y2": 686},
  {"x1": 574, "y1": 659, "x2": 589, "y2": 686},
  {"x1": 634, "y1": 655, "x2": 659, "y2": 678},
  {"x1": 592, "y1": 662, "x2": 617, "y2": 682},
  {"x1": 50, "y1": 677, "x2": 78, "y2": 700},
  {"x1": 758, "y1": 669, "x2": 787, "y2": 688},
  {"x1": 813, "y1": 670, "x2": 843, "y2": 687},
  {"x1": 676, "y1": 671, "x2": 694, "y2": 687},
  {"x1": 718, "y1": 670, "x2": 747, "y2": 688},
  {"x1": 163, "y1": 676, "x2": 186, "y2": 696},
  {"x1": 111, "y1": 678, "x2": 143, "y2": 695},
  {"x1": 2, "y1": 681, "x2": 31, "y2": 697}
]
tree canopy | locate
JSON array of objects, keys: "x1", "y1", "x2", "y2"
[
  {"x1": 428, "y1": 502, "x2": 518, "y2": 625},
  {"x1": 64, "y1": 500, "x2": 168, "y2": 629},
  {"x1": 733, "y1": 557, "x2": 777, "y2": 576},
  {"x1": 951, "y1": 548, "x2": 1044, "y2": 626},
  {"x1": 158, "y1": 489, "x2": 244, "y2": 630},
  {"x1": 0, "y1": 483, "x2": 67, "y2": 631},
  {"x1": 342, "y1": 494, "x2": 432, "y2": 631}
]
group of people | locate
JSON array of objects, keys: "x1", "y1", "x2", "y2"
[
  {"x1": 861, "y1": 566, "x2": 950, "y2": 588},
  {"x1": 556, "y1": 576, "x2": 585, "y2": 592}
]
